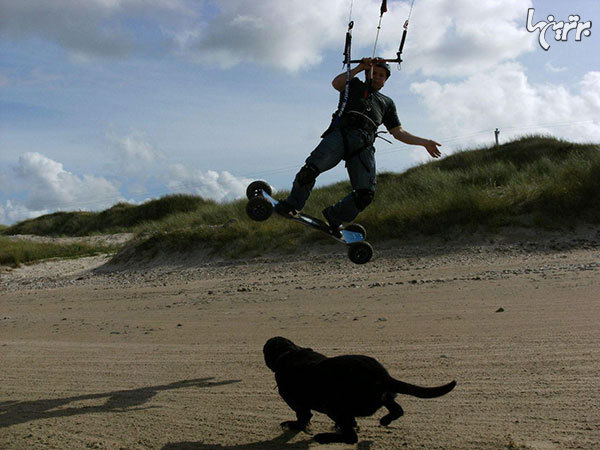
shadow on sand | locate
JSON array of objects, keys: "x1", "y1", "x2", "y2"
[
  {"x1": 162, "y1": 431, "x2": 373, "y2": 449},
  {"x1": 0, "y1": 377, "x2": 240, "y2": 429}
]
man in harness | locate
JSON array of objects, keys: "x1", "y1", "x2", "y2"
[{"x1": 275, "y1": 57, "x2": 442, "y2": 237}]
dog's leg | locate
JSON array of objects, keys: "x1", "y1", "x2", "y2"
[
  {"x1": 379, "y1": 394, "x2": 404, "y2": 426},
  {"x1": 314, "y1": 417, "x2": 358, "y2": 444},
  {"x1": 281, "y1": 409, "x2": 312, "y2": 432},
  {"x1": 335, "y1": 418, "x2": 358, "y2": 431}
]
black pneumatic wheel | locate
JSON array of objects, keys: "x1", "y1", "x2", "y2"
[
  {"x1": 344, "y1": 223, "x2": 366, "y2": 239},
  {"x1": 246, "y1": 180, "x2": 273, "y2": 200},
  {"x1": 348, "y1": 241, "x2": 373, "y2": 264},
  {"x1": 246, "y1": 196, "x2": 273, "y2": 221}
]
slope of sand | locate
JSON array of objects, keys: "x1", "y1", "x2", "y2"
[{"x1": 1, "y1": 231, "x2": 599, "y2": 449}]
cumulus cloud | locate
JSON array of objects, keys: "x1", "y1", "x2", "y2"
[
  {"x1": 403, "y1": 0, "x2": 534, "y2": 76},
  {"x1": 166, "y1": 164, "x2": 252, "y2": 202},
  {"x1": 105, "y1": 130, "x2": 252, "y2": 202},
  {"x1": 0, "y1": 200, "x2": 49, "y2": 226},
  {"x1": 545, "y1": 62, "x2": 568, "y2": 73},
  {"x1": 0, "y1": 152, "x2": 126, "y2": 224},
  {"x1": 0, "y1": 0, "x2": 536, "y2": 74},
  {"x1": 170, "y1": 0, "x2": 348, "y2": 70},
  {"x1": 13, "y1": 152, "x2": 123, "y2": 212},
  {"x1": 108, "y1": 129, "x2": 165, "y2": 175},
  {"x1": 410, "y1": 66, "x2": 600, "y2": 146},
  {"x1": 169, "y1": 0, "x2": 535, "y2": 74},
  {"x1": 0, "y1": 0, "x2": 189, "y2": 60},
  {"x1": 0, "y1": 0, "x2": 346, "y2": 69},
  {"x1": 0, "y1": 147, "x2": 254, "y2": 224}
]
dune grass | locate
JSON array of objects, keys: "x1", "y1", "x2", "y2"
[
  {"x1": 117, "y1": 135, "x2": 600, "y2": 259},
  {"x1": 2, "y1": 135, "x2": 599, "y2": 264},
  {"x1": 3, "y1": 194, "x2": 212, "y2": 237},
  {"x1": 0, "y1": 236, "x2": 119, "y2": 268},
  {"x1": 362, "y1": 136, "x2": 600, "y2": 236}
]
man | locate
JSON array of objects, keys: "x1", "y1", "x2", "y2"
[{"x1": 275, "y1": 57, "x2": 441, "y2": 236}]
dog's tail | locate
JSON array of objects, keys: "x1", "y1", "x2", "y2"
[{"x1": 390, "y1": 379, "x2": 456, "y2": 398}]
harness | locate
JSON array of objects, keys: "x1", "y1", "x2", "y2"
[{"x1": 341, "y1": 111, "x2": 378, "y2": 135}]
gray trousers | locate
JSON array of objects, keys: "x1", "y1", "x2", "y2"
[{"x1": 285, "y1": 127, "x2": 376, "y2": 223}]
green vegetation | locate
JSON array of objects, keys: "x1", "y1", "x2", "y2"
[
  {"x1": 366, "y1": 135, "x2": 600, "y2": 236},
  {"x1": 2, "y1": 135, "x2": 599, "y2": 265},
  {"x1": 0, "y1": 236, "x2": 119, "y2": 268},
  {"x1": 3, "y1": 194, "x2": 212, "y2": 236}
]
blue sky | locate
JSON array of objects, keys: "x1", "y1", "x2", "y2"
[{"x1": 1, "y1": 0, "x2": 599, "y2": 224}]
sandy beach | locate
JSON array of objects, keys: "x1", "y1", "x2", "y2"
[{"x1": 1, "y1": 231, "x2": 599, "y2": 449}]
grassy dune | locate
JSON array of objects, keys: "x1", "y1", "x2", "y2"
[
  {"x1": 4, "y1": 194, "x2": 212, "y2": 236},
  {"x1": 0, "y1": 237, "x2": 119, "y2": 268},
  {"x1": 2, "y1": 136, "x2": 599, "y2": 265}
]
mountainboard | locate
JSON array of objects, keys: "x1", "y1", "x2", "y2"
[{"x1": 245, "y1": 180, "x2": 373, "y2": 264}]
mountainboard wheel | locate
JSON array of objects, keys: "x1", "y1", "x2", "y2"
[
  {"x1": 246, "y1": 180, "x2": 272, "y2": 200},
  {"x1": 344, "y1": 223, "x2": 366, "y2": 239},
  {"x1": 246, "y1": 196, "x2": 273, "y2": 221},
  {"x1": 348, "y1": 241, "x2": 373, "y2": 264}
]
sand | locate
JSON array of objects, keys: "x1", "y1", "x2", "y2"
[{"x1": 1, "y1": 231, "x2": 599, "y2": 449}]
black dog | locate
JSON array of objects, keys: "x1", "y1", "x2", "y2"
[{"x1": 264, "y1": 336, "x2": 456, "y2": 444}]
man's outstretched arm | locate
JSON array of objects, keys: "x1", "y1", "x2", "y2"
[{"x1": 389, "y1": 126, "x2": 442, "y2": 158}]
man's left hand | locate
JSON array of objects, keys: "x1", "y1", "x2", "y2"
[{"x1": 424, "y1": 140, "x2": 442, "y2": 158}]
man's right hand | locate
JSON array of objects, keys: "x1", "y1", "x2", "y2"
[{"x1": 359, "y1": 57, "x2": 373, "y2": 70}]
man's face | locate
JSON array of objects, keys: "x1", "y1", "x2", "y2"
[{"x1": 370, "y1": 66, "x2": 389, "y2": 90}]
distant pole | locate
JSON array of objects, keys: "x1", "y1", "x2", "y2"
[{"x1": 494, "y1": 128, "x2": 500, "y2": 146}]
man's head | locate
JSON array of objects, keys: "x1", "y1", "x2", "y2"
[{"x1": 367, "y1": 60, "x2": 391, "y2": 91}]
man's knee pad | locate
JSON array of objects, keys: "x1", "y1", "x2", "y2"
[
  {"x1": 294, "y1": 163, "x2": 319, "y2": 186},
  {"x1": 353, "y1": 189, "x2": 375, "y2": 211}
]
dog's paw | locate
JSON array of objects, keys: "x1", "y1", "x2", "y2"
[
  {"x1": 379, "y1": 416, "x2": 392, "y2": 426},
  {"x1": 314, "y1": 432, "x2": 357, "y2": 445},
  {"x1": 335, "y1": 423, "x2": 359, "y2": 432},
  {"x1": 314, "y1": 432, "x2": 335, "y2": 444},
  {"x1": 280, "y1": 420, "x2": 310, "y2": 433}
]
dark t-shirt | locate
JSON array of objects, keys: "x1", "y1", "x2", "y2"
[{"x1": 338, "y1": 78, "x2": 401, "y2": 131}]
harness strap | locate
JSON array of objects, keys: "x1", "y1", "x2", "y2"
[
  {"x1": 339, "y1": 128, "x2": 373, "y2": 172},
  {"x1": 345, "y1": 111, "x2": 378, "y2": 133}
]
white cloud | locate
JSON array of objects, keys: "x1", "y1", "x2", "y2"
[
  {"x1": 545, "y1": 62, "x2": 568, "y2": 73},
  {"x1": 0, "y1": 0, "x2": 189, "y2": 59},
  {"x1": 0, "y1": 0, "x2": 536, "y2": 74},
  {"x1": 14, "y1": 152, "x2": 123, "y2": 211},
  {"x1": 0, "y1": 200, "x2": 49, "y2": 226},
  {"x1": 403, "y1": 0, "x2": 535, "y2": 77},
  {"x1": 170, "y1": 0, "x2": 535, "y2": 74},
  {"x1": 105, "y1": 130, "x2": 252, "y2": 202},
  {"x1": 108, "y1": 129, "x2": 165, "y2": 175},
  {"x1": 0, "y1": 148, "x2": 256, "y2": 224},
  {"x1": 0, "y1": 152, "x2": 126, "y2": 223},
  {"x1": 166, "y1": 165, "x2": 251, "y2": 202},
  {"x1": 170, "y1": 0, "x2": 347, "y2": 71},
  {"x1": 580, "y1": 72, "x2": 600, "y2": 111},
  {"x1": 410, "y1": 66, "x2": 600, "y2": 147}
]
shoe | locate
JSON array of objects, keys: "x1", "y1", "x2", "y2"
[
  {"x1": 322, "y1": 206, "x2": 343, "y2": 238},
  {"x1": 274, "y1": 200, "x2": 300, "y2": 217}
]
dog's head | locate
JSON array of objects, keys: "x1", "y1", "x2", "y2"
[{"x1": 263, "y1": 336, "x2": 305, "y2": 372}]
